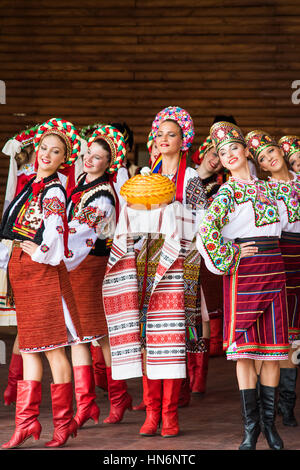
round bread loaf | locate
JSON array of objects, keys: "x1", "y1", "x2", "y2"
[{"x1": 120, "y1": 173, "x2": 175, "y2": 210}]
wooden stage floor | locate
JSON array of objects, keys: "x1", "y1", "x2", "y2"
[{"x1": 0, "y1": 333, "x2": 299, "y2": 458}]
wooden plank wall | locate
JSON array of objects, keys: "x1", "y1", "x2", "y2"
[{"x1": 0, "y1": 0, "x2": 300, "y2": 213}]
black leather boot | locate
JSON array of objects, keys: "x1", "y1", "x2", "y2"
[
  {"x1": 239, "y1": 389, "x2": 261, "y2": 450},
  {"x1": 256, "y1": 375, "x2": 265, "y2": 433},
  {"x1": 260, "y1": 384, "x2": 284, "y2": 450},
  {"x1": 277, "y1": 368, "x2": 298, "y2": 427}
]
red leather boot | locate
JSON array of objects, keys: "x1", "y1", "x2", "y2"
[
  {"x1": 133, "y1": 399, "x2": 146, "y2": 411},
  {"x1": 2, "y1": 380, "x2": 42, "y2": 449},
  {"x1": 90, "y1": 344, "x2": 108, "y2": 391},
  {"x1": 103, "y1": 367, "x2": 132, "y2": 424},
  {"x1": 4, "y1": 353, "x2": 23, "y2": 406},
  {"x1": 45, "y1": 382, "x2": 78, "y2": 447},
  {"x1": 161, "y1": 378, "x2": 183, "y2": 438},
  {"x1": 73, "y1": 365, "x2": 100, "y2": 428},
  {"x1": 140, "y1": 375, "x2": 163, "y2": 436},
  {"x1": 186, "y1": 352, "x2": 196, "y2": 391},
  {"x1": 178, "y1": 377, "x2": 191, "y2": 408},
  {"x1": 191, "y1": 338, "x2": 210, "y2": 394}
]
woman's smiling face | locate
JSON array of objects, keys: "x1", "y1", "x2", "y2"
[
  {"x1": 83, "y1": 141, "x2": 110, "y2": 177},
  {"x1": 38, "y1": 134, "x2": 66, "y2": 173},
  {"x1": 155, "y1": 120, "x2": 183, "y2": 156},
  {"x1": 202, "y1": 147, "x2": 223, "y2": 175},
  {"x1": 218, "y1": 141, "x2": 249, "y2": 173},
  {"x1": 289, "y1": 151, "x2": 300, "y2": 173},
  {"x1": 257, "y1": 146, "x2": 285, "y2": 173}
]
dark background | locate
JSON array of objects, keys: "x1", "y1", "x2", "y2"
[{"x1": 0, "y1": 0, "x2": 300, "y2": 212}]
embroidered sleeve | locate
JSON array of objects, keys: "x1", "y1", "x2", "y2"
[
  {"x1": 42, "y1": 196, "x2": 65, "y2": 219},
  {"x1": 31, "y1": 186, "x2": 66, "y2": 266},
  {"x1": 196, "y1": 189, "x2": 241, "y2": 275},
  {"x1": 65, "y1": 195, "x2": 114, "y2": 271},
  {"x1": 74, "y1": 205, "x2": 105, "y2": 228}
]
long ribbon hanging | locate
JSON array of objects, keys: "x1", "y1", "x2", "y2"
[{"x1": 151, "y1": 151, "x2": 186, "y2": 204}]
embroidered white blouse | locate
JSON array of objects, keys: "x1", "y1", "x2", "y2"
[
  {"x1": 196, "y1": 177, "x2": 282, "y2": 276},
  {"x1": 31, "y1": 185, "x2": 67, "y2": 266}
]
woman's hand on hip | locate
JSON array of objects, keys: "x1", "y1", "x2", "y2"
[
  {"x1": 239, "y1": 241, "x2": 258, "y2": 258},
  {"x1": 20, "y1": 241, "x2": 39, "y2": 256}
]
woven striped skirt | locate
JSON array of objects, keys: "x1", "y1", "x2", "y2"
[
  {"x1": 223, "y1": 237, "x2": 289, "y2": 361},
  {"x1": 9, "y1": 246, "x2": 83, "y2": 352},
  {"x1": 68, "y1": 254, "x2": 109, "y2": 340},
  {"x1": 280, "y1": 231, "x2": 300, "y2": 342},
  {"x1": 137, "y1": 236, "x2": 205, "y2": 355}
]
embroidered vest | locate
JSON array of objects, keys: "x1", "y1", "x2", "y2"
[{"x1": 1, "y1": 174, "x2": 65, "y2": 245}]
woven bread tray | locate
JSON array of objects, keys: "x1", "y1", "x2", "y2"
[{"x1": 120, "y1": 173, "x2": 175, "y2": 210}]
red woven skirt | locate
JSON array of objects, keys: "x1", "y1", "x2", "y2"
[
  {"x1": 223, "y1": 245, "x2": 289, "y2": 361},
  {"x1": 280, "y1": 232, "x2": 300, "y2": 342},
  {"x1": 69, "y1": 254, "x2": 108, "y2": 338},
  {"x1": 9, "y1": 247, "x2": 82, "y2": 352}
]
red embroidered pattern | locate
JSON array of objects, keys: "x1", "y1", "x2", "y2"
[
  {"x1": 43, "y1": 197, "x2": 65, "y2": 219},
  {"x1": 74, "y1": 206, "x2": 105, "y2": 228},
  {"x1": 86, "y1": 238, "x2": 94, "y2": 247},
  {"x1": 110, "y1": 332, "x2": 140, "y2": 347},
  {"x1": 12, "y1": 194, "x2": 42, "y2": 240}
]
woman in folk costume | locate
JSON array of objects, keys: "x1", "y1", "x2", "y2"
[
  {"x1": 193, "y1": 135, "x2": 224, "y2": 202},
  {"x1": 245, "y1": 131, "x2": 300, "y2": 427},
  {"x1": 197, "y1": 121, "x2": 289, "y2": 450},
  {"x1": 79, "y1": 122, "x2": 109, "y2": 392},
  {"x1": 1, "y1": 124, "x2": 86, "y2": 408},
  {"x1": 130, "y1": 132, "x2": 163, "y2": 412},
  {"x1": 1, "y1": 124, "x2": 39, "y2": 407},
  {"x1": 0, "y1": 118, "x2": 84, "y2": 449},
  {"x1": 132, "y1": 130, "x2": 180, "y2": 412},
  {"x1": 136, "y1": 106, "x2": 207, "y2": 437},
  {"x1": 80, "y1": 122, "x2": 130, "y2": 394},
  {"x1": 65, "y1": 125, "x2": 133, "y2": 426},
  {"x1": 145, "y1": 125, "x2": 210, "y2": 407}
]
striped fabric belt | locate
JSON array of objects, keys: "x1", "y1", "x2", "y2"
[
  {"x1": 281, "y1": 231, "x2": 300, "y2": 243},
  {"x1": 234, "y1": 236, "x2": 279, "y2": 252}
]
